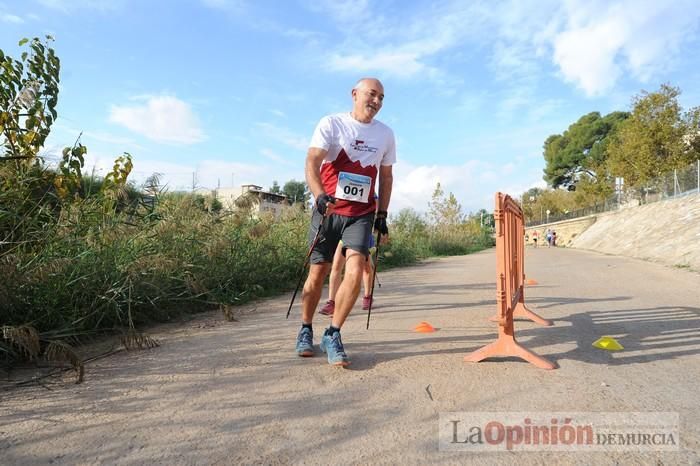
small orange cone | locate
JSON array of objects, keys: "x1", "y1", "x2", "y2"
[
  {"x1": 525, "y1": 278, "x2": 538, "y2": 285},
  {"x1": 414, "y1": 321, "x2": 436, "y2": 333}
]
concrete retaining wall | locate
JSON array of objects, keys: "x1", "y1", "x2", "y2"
[
  {"x1": 525, "y1": 216, "x2": 597, "y2": 248},
  {"x1": 571, "y1": 192, "x2": 700, "y2": 271},
  {"x1": 525, "y1": 192, "x2": 700, "y2": 271}
]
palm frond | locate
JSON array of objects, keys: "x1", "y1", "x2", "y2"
[
  {"x1": 120, "y1": 330, "x2": 160, "y2": 351},
  {"x1": 220, "y1": 304, "x2": 239, "y2": 322},
  {"x1": 2, "y1": 325, "x2": 41, "y2": 360},
  {"x1": 44, "y1": 340, "x2": 84, "y2": 384}
]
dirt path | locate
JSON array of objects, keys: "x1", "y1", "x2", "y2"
[{"x1": 2, "y1": 247, "x2": 699, "y2": 465}]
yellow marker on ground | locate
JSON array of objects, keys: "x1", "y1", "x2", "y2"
[{"x1": 592, "y1": 336, "x2": 624, "y2": 351}]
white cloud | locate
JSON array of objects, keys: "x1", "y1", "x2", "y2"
[
  {"x1": 201, "y1": 0, "x2": 319, "y2": 41},
  {"x1": 327, "y1": 49, "x2": 434, "y2": 78},
  {"x1": 200, "y1": 0, "x2": 228, "y2": 8},
  {"x1": 375, "y1": 124, "x2": 548, "y2": 214},
  {"x1": 315, "y1": 0, "x2": 700, "y2": 96},
  {"x1": 279, "y1": 27, "x2": 322, "y2": 40},
  {"x1": 196, "y1": 159, "x2": 270, "y2": 189},
  {"x1": 82, "y1": 131, "x2": 132, "y2": 145},
  {"x1": 254, "y1": 122, "x2": 308, "y2": 151},
  {"x1": 187, "y1": 159, "x2": 301, "y2": 192},
  {"x1": 1, "y1": 13, "x2": 23, "y2": 23},
  {"x1": 53, "y1": 122, "x2": 140, "y2": 146},
  {"x1": 36, "y1": 0, "x2": 123, "y2": 12},
  {"x1": 553, "y1": 24, "x2": 623, "y2": 96},
  {"x1": 391, "y1": 160, "x2": 485, "y2": 213},
  {"x1": 483, "y1": 0, "x2": 700, "y2": 96},
  {"x1": 200, "y1": 0, "x2": 244, "y2": 10},
  {"x1": 315, "y1": 2, "x2": 481, "y2": 79},
  {"x1": 260, "y1": 148, "x2": 293, "y2": 165},
  {"x1": 546, "y1": 0, "x2": 700, "y2": 96},
  {"x1": 79, "y1": 151, "x2": 273, "y2": 192},
  {"x1": 305, "y1": 0, "x2": 375, "y2": 28},
  {"x1": 269, "y1": 109, "x2": 286, "y2": 118},
  {"x1": 109, "y1": 95, "x2": 206, "y2": 145}
]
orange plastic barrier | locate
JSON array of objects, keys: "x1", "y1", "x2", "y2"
[{"x1": 465, "y1": 193, "x2": 556, "y2": 370}]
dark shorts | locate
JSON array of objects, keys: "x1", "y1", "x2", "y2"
[{"x1": 308, "y1": 211, "x2": 374, "y2": 264}]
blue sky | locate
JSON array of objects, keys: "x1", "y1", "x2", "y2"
[{"x1": 2, "y1": 0, "x2": 700, "y2": 213}]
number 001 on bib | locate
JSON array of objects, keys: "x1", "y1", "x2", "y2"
[{"x1": 335, "y1": 172, "x2": 371, "y2": 203}]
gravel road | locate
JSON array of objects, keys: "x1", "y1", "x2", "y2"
[{"x1": 2, "y1": 247, "x2": 699, "y2": 465}]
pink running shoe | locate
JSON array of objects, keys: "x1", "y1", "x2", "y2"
[
  {"x1": 319, "y1": 300, "x2": 335, "y2": 316},
  {"x1": 362, "y1": 295, "x2": 373, "y2": 310}
]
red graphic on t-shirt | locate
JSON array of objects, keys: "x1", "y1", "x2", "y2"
[{"x1": 321, "y1": 148, "x2": 377, "y2": 217}]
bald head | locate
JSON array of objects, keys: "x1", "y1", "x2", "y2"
[
  {"x1": 351, "y1": 78, "x2": 385, "y2": 123},
  {"x1": 353, "y1": 77, "x2": 384, "y2": 92}
]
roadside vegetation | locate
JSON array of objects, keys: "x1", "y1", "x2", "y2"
[{"x1": 1, "y1": 37, "x2": 493, "y2": 378}]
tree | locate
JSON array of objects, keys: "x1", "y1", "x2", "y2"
[
  {"x1": 269, "y1": 180, "x2": 281, "y2": 194},
  {"x1": 520, "y1": 187, "x2": 581, "y2": 223},
  {"x1": 428, "y1": 182, "x2": 463, "y2": 227},
  {"x1": 607, "y1": 84, "x2": 700, "y2": 190},
  {"x1": 571, "y1": 175, "x2": 614, "y2": 207},
  {"x1": 282, "y1": 179, "x2": 309, "y2": 206},
  {"x1": 473, "y1": 208, "x2": 494, "y2": 229},
  {"x1": 543, "y1": 111, "x2": 629, "y2": 189},
  {"x1": 1, "y1": 36, "x2": 60, "y2": 161},
  {"x1": 520, "y1": 187, "x2": 545, "y2": 221},
  {"x1": 391, "y1": 208, "x2": 428, "y2": 237}
]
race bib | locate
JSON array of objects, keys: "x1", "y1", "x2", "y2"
[{"x1": 335, "y1": 171, "x2": 371, "y2": 203}]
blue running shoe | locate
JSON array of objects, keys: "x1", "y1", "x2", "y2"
[
  {"x1": 296, "y1": 326, "x2": 314, "y2": 357},
  {"x1": 320, "y1": 329, "x2": 350, "y2": 366}
]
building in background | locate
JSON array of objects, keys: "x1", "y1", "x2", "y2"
[{"x1": 215, "y1": 184, "x2": 288, "y2": 217}]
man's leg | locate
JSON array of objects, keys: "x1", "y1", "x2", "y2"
[
  {"x1": 301, "y1": 263, "x2": 331, "y2": 323},
  {"x1": 296, "y1": 262, "x2": 331, "y2": 357},
  {"x1": 320, "y1": 251, "x2": 364, "y2": 366},
  {"x1": 319, "y1": 212, "x2": 372, "y2": 366},
  {"x1": 329, "y1": 244, "x2": 345, "y2": 301},
  {"x1": 331, "y1": 251, "x2": 365, "y2": 328}
]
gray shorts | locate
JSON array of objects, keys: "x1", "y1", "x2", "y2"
[{"x1": 308, "y1": 211, "x2": 374, "y2": 264}]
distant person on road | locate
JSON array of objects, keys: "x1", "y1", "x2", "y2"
[
  {"x1": 295, "y1": 77, "x2": 396, "y2": 367},
  {"x1": 532, "y1": 230, "x2": 539, "y2": 248},
  {"x1": 546, "y1": 229, "x2": 553, "y2": 247},
  {"x1": 552, "y1": 230, "x2": 557, "y2": 247}
]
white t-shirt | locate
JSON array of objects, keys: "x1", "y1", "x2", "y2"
[{"x1": 309, "y1": 112, "x2": 396, "y2": 217}]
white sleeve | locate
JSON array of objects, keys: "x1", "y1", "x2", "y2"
[
  {"x1": 309, "y1": 116, "x2": 333, "y2": 150},
  {"x1": 381, "y1": 128, "x2": 397, "y2": 166}
]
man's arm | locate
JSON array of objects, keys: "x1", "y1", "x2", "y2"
[
  {"x1": 305, "y1": 147, "x2": 335, "y2": 215},
  {"x1": 305, "y1": 147, "x2": 328, "y2": 198},
  {"x1": 377, "y1": 164, "x2": 393, "y2": 213}
]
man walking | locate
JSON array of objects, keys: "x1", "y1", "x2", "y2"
[{"x1": 295, "y1": 78, "x2": 396, "y2": 366}]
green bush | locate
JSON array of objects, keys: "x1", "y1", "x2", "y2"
[
  {"x1": 1, "y1": 189, "x2": 309, "y2": 333},
  {"x1": 380, "y1": 209, "x2": 495, "y2": 268}
]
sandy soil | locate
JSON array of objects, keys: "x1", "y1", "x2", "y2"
[{"x1": 1, "y1": 247, "x2": 699, "y2": 465}]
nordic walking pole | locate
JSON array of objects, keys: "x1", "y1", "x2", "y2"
[
  {"x1": 286, "y1": 216, "x2": 325, "y2": 319},
  {"x1": 366, "y1": 229, "x2": 382, "y2": 330}
]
